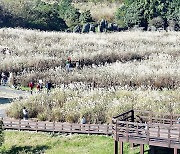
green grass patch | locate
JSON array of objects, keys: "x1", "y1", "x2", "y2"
[{"x1": 0, "y1": 131, "x2": 149, "y2": 154}]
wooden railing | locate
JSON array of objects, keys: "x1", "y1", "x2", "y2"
[
  {"x1": 134, "y1": 110, "x2": 180, "y2": 125},
  {"x1": 113, "y1": 110, "x2": 134, "y2": 122},
  {"x1": 113, "y1": 119, "x2": 180, "y2": 149},
  {"x1": 2, "y1": 118, "x2": 113, "y2": 135}
]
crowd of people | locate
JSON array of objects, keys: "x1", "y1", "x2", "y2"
[{"x1": 28, "y1": 80, "x2": 53, "y2": 94}]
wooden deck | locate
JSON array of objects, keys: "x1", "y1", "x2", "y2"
[
  {"x1": 1, "y1": 109, "x2": 180, "y2": 154},
  {"x1": 113, "y1": 110, "x2": 180, "y2": 154}
]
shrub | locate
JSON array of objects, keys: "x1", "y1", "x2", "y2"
[
  {"x1": 28, "y1": 0, "x2": 67, "y2": 31},
  {"x1": 7, "y1": 88, "x2": 180, "y2": 124},
  {"x1": 58, "y1": 0, "x2": 81, "y2": 28},
  {"x1": 79, "y1": 10, "x2": 93, "y2": 24},
  {"x1": 148, "y1": 16, "x2": 164, "y2": 29}
]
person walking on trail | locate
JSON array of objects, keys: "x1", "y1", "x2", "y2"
[
  {"x1": 66, "y1": 57, "x2": 71, "y2": 72},
  {"x1": 36, "y1": 80, "x2": 43, "y2": 93},
  {"x1": 39, "y1": 80, "x2": 43, "y2": 90},
  {"x1": 81, "y1": 116, "x2": 86, "y2": 124},
  {"x1": 22, "y1": 107, "x2": 28, "y2": 120},
  {"x1": 36, "y1": 83, "x2": 40, "y2": 92},
  {"x1": 1, "y1": 72, "x2": 7, "y2": 86},
  {"x1": 46, "y1": 81, "x2": 52, "y2": 93},
  {"x1": 28, "y1": 81, "x2": 34, "y2": 94}
]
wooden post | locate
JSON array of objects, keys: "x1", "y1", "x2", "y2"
[
  {"x1": 168, "y1": 127, "x2": 170, "y2": 147},
  {"x1": 116, "y1": 120, "x2": 118, "y2": 141},
  {"x1": 53, "y1": 122, "x2": 55, "y2": 134},
  {"x1": 126, "y1": 122, "x2": 129, "y2": 142},
  {"x1": 36, "y1": 120, "x2": 38, "y2": 132},
  {"x1": 119, "y1": 141, "x2": 123, "y2": 154},
  {"x1": 179, "y1": 127, "x2": 180, "y2": 142},
  {"x1": 174, "y1": 148, "x2": 178, "y2": 154},
  {"x1": 88, "y1": 124, "x2": 90, "y2": 135},
  {"x1": 150, "y1": 111, "x2": 152, "y2": 124},
  {"x1": 130, "y1": 143, "x2": 134, "y2": 149},
  {"x1": 114, "y1": 140, "x2": 118, "y2": 154},
  {"x1": 157, "y1": 126, "x2": 160, "y2": 138},
  {"x1": 146, "y1": 124, "x2": 149, "y2": 144},
  {"x1": 106, "y1": 124, "x2": 109, "y2": 136},
  {"x1": 170, "y1": 113, "x2": 173, "y2": 126},
  {"x1": 131, "y1": 110, "x2": 134, "y2": 122},
  {"x1": 140, "y1": 144, "x2": 144, "y2": 154},
  {"x1": 18, "y1": 119, "x2": 21, "y2": 131}
]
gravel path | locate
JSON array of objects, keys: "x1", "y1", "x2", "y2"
[{"x1": 0, "y1": 86, "x2": 30, "y2": 117}]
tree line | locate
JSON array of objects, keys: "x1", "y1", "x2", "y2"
[
  {"x1": 0, "y1": 0, "x2": 93, "y2": 31},
  {"x1": 0, "y1": 0, "x2": 179, "y2": 31},
  {"x1": 116, "y1": 0, "x2": 180, "y2": 30}
]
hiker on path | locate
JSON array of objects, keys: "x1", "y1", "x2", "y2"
[
  {"x1": 66, "y1": 57, "x2": 72, "y2": 72},
  {"x1": 22, "y1": 107, "x2": 28, "y2": 120},
  {"x1": 28, "y1": 81, "x2": 34, "y2": 94},
  {"x1": 1, "y1": 72, "x2": 7, "y2": 86},
  {"x1": 8, "y1": 72, "x2": 15, "y2": 88},
  {"x1": 81, "y1": 116, "x2": 86, "y2": 124},
  {"x1": 46, "y1": 81, "x2": 52, "y2": 93}
]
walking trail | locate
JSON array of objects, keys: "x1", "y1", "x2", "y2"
[{"x1": 0, "y1": 85, "x2": 30, "y2": 117}]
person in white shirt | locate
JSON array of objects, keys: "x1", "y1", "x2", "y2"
[{"x1": 23, "y1": 107, "x2": 28, "y2": 120}]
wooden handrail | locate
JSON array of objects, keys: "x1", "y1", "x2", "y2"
[
  {"x1": 2, "y1": 118, "x2": 113, "y2": 135},
  {"x1": 113, "y1": 110, "x2": 134, "y2": 119}
]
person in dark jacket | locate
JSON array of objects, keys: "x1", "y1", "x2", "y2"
[{"x1": 46, "y1": 81, "x2": 52, "y2": 93}]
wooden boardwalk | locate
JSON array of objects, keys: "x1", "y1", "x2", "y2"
[
  {"x1": 1, "y1": 110, "x2": 180, "y2": 154},
  {"x1": 2, "y1": 118, "x2": 112, "y2": 135},
  {"x1": 113, "y1": 110, "x2": 180, "y2": 154}
]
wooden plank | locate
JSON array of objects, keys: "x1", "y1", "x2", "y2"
[
  {"x1": 119, "y1": 141, "x2": 123, "y2": 154},
  {"x1": 140, "y1": 144, "x2": 144, "y2": 154},
  {"x1": 174, "y1": 148, "x2": 178, "y2": 154}
]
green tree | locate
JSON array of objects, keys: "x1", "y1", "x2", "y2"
[
  {"x1": 28, "y1": 0, "x2": 67, "y2": 31},
  {"x1": 58, "y1": 0, "x2": 80, "y2": 28},
  {"x1": 116, "y1": 0, "x2": 180, "y2": 29},
  {"x1": 79, "y1": 10, "x2": 93, "y2": 24}
]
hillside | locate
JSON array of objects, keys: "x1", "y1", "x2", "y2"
[
  {"x1": 0, "y1": 0, "x2": 179, "y2": 31},
  {"x1": 0, "y1": 28, "x2": 179, "y2": 123}
]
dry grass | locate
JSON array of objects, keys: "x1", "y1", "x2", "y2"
[
  {"x1": 0, "y1": 28, "x2": 179, "y2": 89},
  {"x1": 2, "y1": 27, "x2": 179, "y2": 123},
  {"x1": 7, "y1": 87, "x2": 180, "y2": 123},
  {"x1": 73, "y1": 2, "x2": 121, "y2": 22}
]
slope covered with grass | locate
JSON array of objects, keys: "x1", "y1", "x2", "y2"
[{"x1": 0, "y1": 131, "x2": 149, "y2": 154}]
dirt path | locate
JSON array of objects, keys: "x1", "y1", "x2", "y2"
[{"x1": 0, "y1": 86, "x2": 30, "y2": 117}]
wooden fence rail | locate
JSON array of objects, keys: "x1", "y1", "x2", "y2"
[
  {"x1": 113, "y1": 110, "x2": 180, "y2": 154},
  {"x1": 2, "y1": 118, "x2": 113, "y2": 135},
  {"x1": 134, "y1": 110, "x2": 180, "y2": 125},
  {"x1": 112, "y1": 118, "x2": 180, "y2": 149}
]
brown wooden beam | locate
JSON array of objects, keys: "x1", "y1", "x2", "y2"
[
  {"x1": 174, "y1": 148, "x2": 178, "y2": 154},
  {"x1": 130, "y1": 143, "x2": 134, "y2": 149},
  {"x1": 119, "y1": 141, "x2": 123, "y2": 154},
  {"x1": 140, "y1": 144, "x2": 144, "y2": 154},
  {"x1": 114, "y1": 140, "x2": 118, "y2": 154}
]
